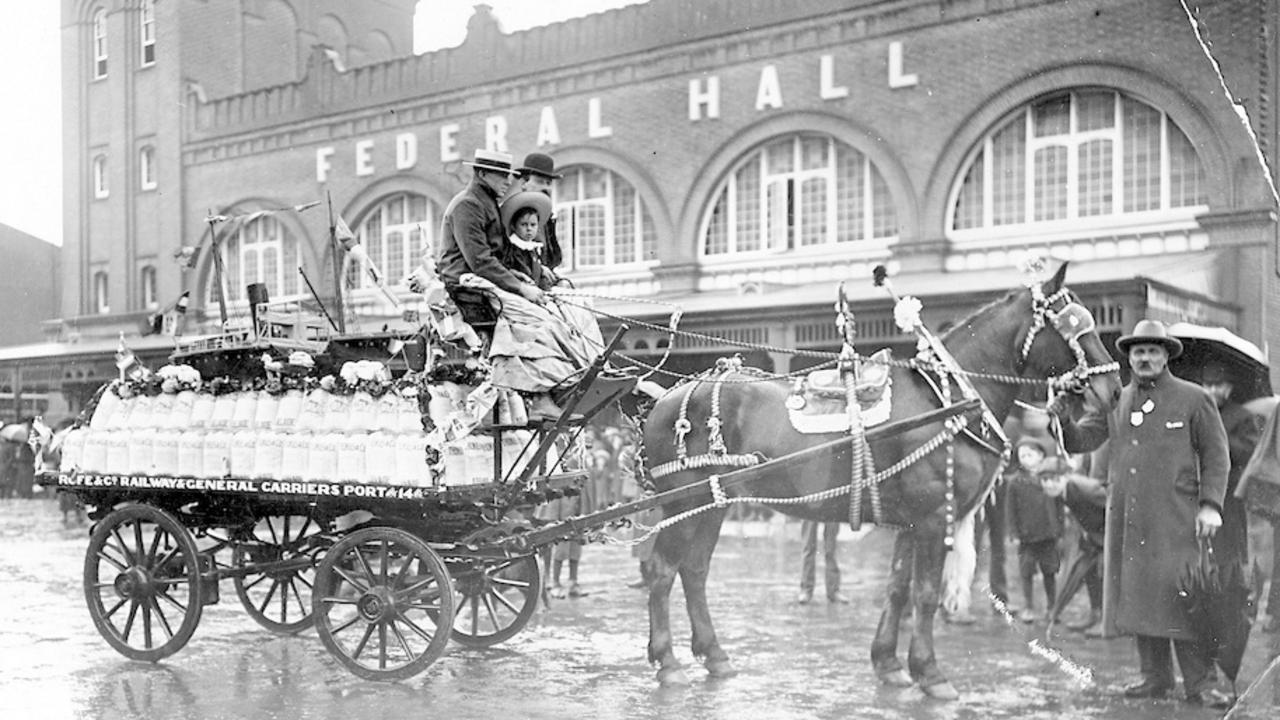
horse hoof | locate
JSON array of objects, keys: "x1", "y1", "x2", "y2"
[
  {"x1": 657, "y1": 667, "x2": 690, "y2": 686},
  {"x1": 705, "y1": 659, "x2": 738, "y2": 678},
  {"x1": 879, "y1": 669, "x2": 913, "y2": 687},
  {"x1": 920, "y1": 680, "x2": 960, "y2": 701}
]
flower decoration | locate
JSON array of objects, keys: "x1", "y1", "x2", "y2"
[
  {"x1": 893, "y1": 296, "x2": 924, "y2": 334},
  {"x1": 287, "y1": 351, "x2": 315, "y2": 370},
  {"x1": 323, "y1": 360, "x2": 394, "y2": 397}
]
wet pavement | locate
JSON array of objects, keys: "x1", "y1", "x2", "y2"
[{"x1": 1, "y1": 496, "x2": 1278, "y2": 720}]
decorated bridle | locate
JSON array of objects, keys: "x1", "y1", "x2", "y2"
[{"x1": 1018, "y1": 281, "x2": 1120, "y2": 394}]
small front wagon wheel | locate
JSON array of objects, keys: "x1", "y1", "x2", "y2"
[
  {"x1": 313, "y1": 527, "x2": 455, "y2": 681},
  {"x1": 84, "y1": 504, "x2": 204, "y2": 662},
  {"x1": 449, "y1": 553, "x2": 542, "y2": 648},
  {"x1": 233, "y1": 515, "x2": 327, "y2": 634}
]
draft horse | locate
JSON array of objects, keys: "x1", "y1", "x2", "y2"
[{"x1": 639, "y1": 263, "x2": 1121, "y2": 698}]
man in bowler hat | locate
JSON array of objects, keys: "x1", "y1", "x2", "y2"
[
  {"x1": 506, "y1": 152, "x2": 565, "y2": 271},
  {"x1": 1052, "y1": 318, "x2": 1232, "y2": 708}
]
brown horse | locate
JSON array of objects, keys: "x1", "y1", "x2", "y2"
[{"x1": 639, "y1": 263, "x2": 1121, "y2": 698}]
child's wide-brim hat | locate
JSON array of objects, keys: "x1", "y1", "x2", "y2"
[
  {"x1": 1014, "y1": 433, "x2": 1053, "y2": 456},
  {"x1": 500, "y1": 191, "x2": 553, "y2": 231}
]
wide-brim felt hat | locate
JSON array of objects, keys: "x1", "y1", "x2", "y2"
[
  {"x1": 1116, "y1": 318, "x2": 1183, "y2": 358},
  {"x1": 516, "y1": 152, "x2": 562, "y2": 179},
  {"x1": 1014, "y1": 433, "x2": 1053, "y2": 457},
  {"x1": 463, "y1": 149, "x2": 514, "y2": 173},
  {"x1": 500, "y1": 191, "x2": 553, "y2": 232}
]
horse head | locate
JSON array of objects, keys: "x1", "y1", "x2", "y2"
[{"x1": 1014, "y1": 262, "x2": 1122, "y2": 413}]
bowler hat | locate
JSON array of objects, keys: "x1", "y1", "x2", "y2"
[
  {"x1": 516, "y1": 152, "x2": 562, "y2": 179},
  {"x1": 1115, "y1": 318, "x2": 1183, "y2": 359},
  {"x1": 500, "y1": 191, "x2": 553, "y2": 233},
  {"x1": 462, "y1": 149, "x2": 514, "y2": 174}
]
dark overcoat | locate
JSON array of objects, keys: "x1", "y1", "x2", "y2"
[{"x1": 1060, "y1": 370, "x2": 1228, "y2": 640}]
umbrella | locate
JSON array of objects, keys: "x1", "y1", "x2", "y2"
[
  {"x1": 0, "y1": 423, "x2": 29, "y2": 443},
  {"x1": 1177, "y1": 539, "x2": 1261, "y2": 686},
  {"x1": 1167, "y1": 323, "x2": 1272, "y2": 402},
  {"x1": 1049, "y1": 474, "x2": 1107, "y2": 629}
]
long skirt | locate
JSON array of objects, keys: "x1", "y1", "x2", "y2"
[{"x1": 487, "y1": 289, "x2": 603, "y2": 393}]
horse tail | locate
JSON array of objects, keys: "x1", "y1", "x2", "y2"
[{"x1": 941, "y1": 511, "x2": 977, "y2": 617}]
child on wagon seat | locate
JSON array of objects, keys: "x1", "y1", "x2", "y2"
[{"x1": 1006, "y1": 434, "x2": 1066, "y2": 623}]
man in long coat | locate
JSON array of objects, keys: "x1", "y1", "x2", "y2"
[{"x1": 1055, "y1": 319, "x2": 1230, "y2": 708}]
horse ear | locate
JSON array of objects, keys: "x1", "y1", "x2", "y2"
[{"x1": 1043, "y1": 261, "x2": 1069, "y2": 294}]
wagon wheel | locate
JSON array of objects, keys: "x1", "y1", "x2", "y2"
[
  {"x1": 83, "y1": 504, "x2": 204, "y2": 662},
  {"x1": 312, "y1": 527, "x2": 455, "y2": 681},
  {"x1": 448, "y1": 553, "x2": 542, "y2": 647},
  {"x1": 232, "y1": 515, "x2": 328, "y2": 634}
]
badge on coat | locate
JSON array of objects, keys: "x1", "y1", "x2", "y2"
[{"x1": 1130, "y1": 411, "x2": 1144, "y2": 427}]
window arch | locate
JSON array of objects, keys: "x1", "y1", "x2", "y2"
[
  {"x1": 140, "y1": 0, "x2": 156, "y2": 66},
  {"x1": 92, "y1": 270, "x2": 109, "y2": 314},
  {"x1": 700, "y1": 134, "x2": 898, "y2": 257},
  {"x1": 554, "y1": 166, "x2": 656, "y2": 269},
  {"x1": 949, "y1": 89, "x2": 1208, "y2": 237},
  {"x1": 140, "y1": 265, "x2": 157, "y2": 310},
  {"x1": 92, "y1": 154, "x2": 109, "y2": 198},
  {"x1": 139, "y1": 146, "x2": 156, "y2": 190},
  {"x1": 92, "y1": 8, "x2": 108, "y2": 78},
  {"x1": 212, "y1": 216, "x2": 300, "y2": 303},
  {"x1": 344, "y1": 192, "x2": 441, "y2": 290}
]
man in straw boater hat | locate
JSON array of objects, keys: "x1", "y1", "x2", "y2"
[{"x1": 1051, "y1": 318, "x2": 1233, "y2": 708}]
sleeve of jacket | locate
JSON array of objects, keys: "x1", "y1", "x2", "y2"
[
  {"x1": 1058, "y1": 408, "x2": 1110, "y2": 455},
  {"x1": 450, "y1": 197, "x2": 525, "y2": 294},
  {"x1": 1192, "y1": 392, "x2": 1230, "y2": 511}
]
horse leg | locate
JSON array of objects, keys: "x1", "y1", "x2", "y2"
[
  {"x1": 679, "y1": 508, "x2": 735, "y2": 678},
  {"x1": 647, "y1": 519, "x2": 693, "y2": 685},
  {"x1": 908, "y1": 521, "x2": 960, "y2": 700},
  {"x1": 870, "y1": 531, "x2": 914, "y2": 687}
]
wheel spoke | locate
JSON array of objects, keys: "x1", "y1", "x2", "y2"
[
  {"x1": 351, "y1": 620, "x2": 377, "y2": 660},
  {"x1": 287, "y1": 577, "x2": 309, "y2": 619},
  {"x1": 122, "y1": 599, "x2": 140, "y2": 643},
  {"x1": 266, "y1": 517, "x2": 280, "y2": 545},
  {"x1": 96, "y1": 548, "x2": 129, "y2": 573},
  {"x1": 152, "y1": 544, "x2": 183, "y2": 575},
  {"x1": 378, "y1": 621, "x2": 389, "y2": 669},
  {"x1": 148, "y1": 596, "x2": 174, "y2": 639},
  {"x1": 490, "y1": 575, "x2": 531, "y2": 590},
  {"x1": 489, "y1": 588, "x2": 521, "y2": 615},
  {"x1": 328, "y1": 611, "x2": 363, "y2": 635},
  {"x1": 396, "y1": 612, "x2": 437, "y2": 643},
  {"x1": 133, "y1": 522, "x2": 145, "y2": 568},
  {"x1": 155, "y1": 588, "x2": 188, "y2": 615},
  {"x1": 242, "y1": 573, "x2": 269, "y2": 591},
  {"x1": 141, "y1": 601, "x2": 153, "y2": 648},
  {"x1": 397, "y1": 576, "x2": 441, "y2": 600},
  {"x1": 145, "y1": 525, "x2": 164, "y2": 567},
  {"x1": 353, "y1": 547, "x2": 376, "y2": 587},
  {"x1": 110, "y1": 528, "x2": 136, "y2": 566},
  {"x1": 102, "y1": 596, "x2": 128, "y2": 620},
  {"x1": 378, "y1": 541, "x2": 390, "y2": 584},
  {"x1": 296, "y1": 573, "x2": 314, "y2": 590},
  {"x1": 255, "y1": 578, "x2": 282, "y2": 616},
  {"x1": 389, "y1": 618, "x2": 417, "y2": 662},
  {"x1": 481, "y1": 593, "x2": 502, "y2": 631},
  {"x1": 468, "y1": 595, "x2": 480, "y2": 635}
]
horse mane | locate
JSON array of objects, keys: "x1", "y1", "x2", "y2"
[{"x1": 939, "y1": 285, "x2": 1025, "y2": 342}]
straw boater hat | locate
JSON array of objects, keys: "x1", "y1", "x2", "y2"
[
  {"x1": 462, "y1": 149, "x2": 514, "y2": 174},
  {"x1": 516, "y1": 152, "x2": 562, "y2": 179},
  {"x1": 500, "y1": 190, "x2": 553, "y2": 232},
  {"x1": 1115, "y1": 318, "x2": 1183, "y2": 358}
]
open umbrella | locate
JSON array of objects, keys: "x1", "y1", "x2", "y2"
[
  {"x1": 0, "y1": 423, "x2": 29, "y2": 443},
  {"x1": 1049, "y1": 473, "x2": 1106, "y2": 630},
  {"x1": 1177, "y1": 539, "x2": 1262, "y2": 688},
  {"x1": 1167, "y1": 323, "x2": 1272, "y2": 402}
]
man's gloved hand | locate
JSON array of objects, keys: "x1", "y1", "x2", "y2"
[
  {"x1": 1045, "y1": 392, "x2": 1081, "y2": 418},
  {"x1": 1195, "y1": 503, "x2": 1222, "y2": 539}
]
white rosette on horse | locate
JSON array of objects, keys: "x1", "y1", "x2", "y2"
[
  {"x1": 106, "y1": 431, "x2": 131, "y2": 474},
  {"x1": 253, "y1": 430, "x2": 284, "y2": 480},
  {"x1": 152, "y1": 430, "x2": 180, "y2": 476},
  {"x1": 336, "y1": 433, "x2": 367, "y2": 482},
  {"x1": 177, "y1": 431, "x2": 204, "y2": 476},
  {"x1": 202, "y1": 430, "x2": 232, "y2": 478},
  {"x1": 189, "y1": 392, "x2": 216, "y2": 428},
  {"x1": 279, "y1": 432, "x2": 309, "y2": 480},
  {"x1": 229, "y1": 429, "x2": 257, "y2": 478},
  {"x1": 80, "y1": 430, "x2": 109, "y2": 472},
  {"x1": 230, "y1": 391, "x2": 258, "y2": 430},
  {"x1": 59, "y1": 428, "x2": 88, "y2": 472},
  {"x1": 274, "y1": 389, "x2": 304, "y2": 430},
  {"x1": 364, "y1": 431, "x2": 396, "y2": 484},
  {"x1": 128, "y1": 428, "x2": 155, "y2": 475},
  {"x1": 307, "y1": 432, "x2": 341, "y2": 482},
  {"x1": 89, "y1": 387, "x2": 123, "y2": 430},
  {"x1": 395, "y1": 433, "x2": 431, "y2": 486},
  {"x1": 253, "y1": 390, "x2": 280, "y2": 429},
  {"x1": 209, "y1": 393, "x2": 236, "y2": 429}
]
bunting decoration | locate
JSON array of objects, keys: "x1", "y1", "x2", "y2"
[{"x1": 142, "y1": 291, "x2": 192, "y2": 337}]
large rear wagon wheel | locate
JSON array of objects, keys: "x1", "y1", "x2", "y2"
[
  {"x1": 232, "y1": 515, "x2": 326, "y2": 634},
  {"x1": 449, "y1": 553, "x2": 541, "y2": 647},
  {"x1": 313, "y1": 527, "x2": 455, "y2": 681},
  {"x1": 84, "y1": 504, "x2": 204, "y2": 662}
]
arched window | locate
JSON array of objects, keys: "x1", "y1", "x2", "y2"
[
  {"x1": 139, "y1": 146, "x2": 156, "y2": 190},
  {"x1": 92, "y1": 8, "x2": 108, "y2": 78},
  {"x1": 344, "y1": 193, "x2": 441, "y2": 290},
  {"x1": 140, "y1": 0, "x2": 156, "y2": 66},
  {"x1": 214, "y1": 216, "x2": 300, "y2": 303},
  {"x1": 949, "y1": 89, "x2": 1208, "y2": 237},
  {"x1": 554, "y1": 166, "x2": 656, "y2": 269},
  {"x1": 92, "y1": 154, "x2": 109, "y2": 199},
  {"x1": 700, "y1": 134, "x2": 898, "y2": 257},
  {"x1": 140, "y1": 265, "x2": 157, "y2": 309},
  {"x1": 92, "y1": 270, "x2": 109, "y2": 314}
]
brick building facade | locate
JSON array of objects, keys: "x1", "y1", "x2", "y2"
[{"x1": 30, "y1": 0, "x2": 1280, "y2": 410}]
